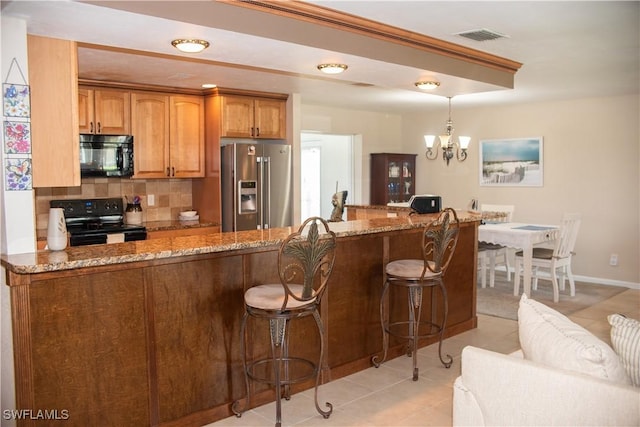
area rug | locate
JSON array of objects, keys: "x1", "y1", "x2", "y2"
[{"x1": 476, "y1": 271, "x2": 628, "y2": 320}]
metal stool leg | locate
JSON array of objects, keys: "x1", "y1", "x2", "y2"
[
  {"x1": 270, "y1": 318, "x2": 287, "y2": 427},
  {"x1": 372, "y1": 280, "x2": 390, "y2": 367},
  {"x1": 312, "y1": 310, "x2": 333, "y2": 418},
  {"x1": 408, "y1": 286, "x2": 423, "y2": 381},
  {"x1": 435, "y1": 281, "x2": 452, "y2": 368}
]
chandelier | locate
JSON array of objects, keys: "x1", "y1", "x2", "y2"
[{"x1": 424, "y1": 97, "x2": 470, "y2": 166}]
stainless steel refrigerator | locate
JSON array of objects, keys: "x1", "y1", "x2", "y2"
[{"x1": 221, "y1": 140, "x2": 293, "y2": 232}]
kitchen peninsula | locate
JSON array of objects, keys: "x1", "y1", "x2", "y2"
[{"x1": 2, "y1": 212, "x2": 481, "y2": 427}]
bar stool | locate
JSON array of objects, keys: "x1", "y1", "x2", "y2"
[
  {"x1": 372, "y1": 208, "x2": 460, "y2": 381},
  {"x1": 232, "y1": 217, "x2": 337, "y2": 427}
]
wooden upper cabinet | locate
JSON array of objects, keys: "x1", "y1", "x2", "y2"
[
  {"x1": 220, "y1": 95, "x2": 254, "y2": 138},
  {"x1": 169, "y1": 95, "x2": 205, "y2": 178},
  {"x1": 220, "y1": 95, "x2": 286, "y2": 139},
  {"x1": 131, "y1": 92, "x2": 170, "y2": 179},
  {"x1": 254, "y1": 98, "x2": 286, "y2": 139},
  {"x1": 78, "y1": 87, "x2": 130, "y2": 134},
  {"x1": 27, "y1": 35, "x2": 80, "y2": 188},
  {"x1": 131, "y1": 92, "x2": 204, "y2": 179}
]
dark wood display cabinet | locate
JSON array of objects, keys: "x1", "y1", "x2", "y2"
[{"x1": 370, "y1": 153, "x2": 417, "y2": 205}]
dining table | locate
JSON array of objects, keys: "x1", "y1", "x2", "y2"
[{"x1": 478, "y1": 222, "x2": 559, "y2": 298}]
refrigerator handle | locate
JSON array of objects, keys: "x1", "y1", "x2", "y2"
[
  {"x1": 263, "y1": 157, "x2": 271, "y2": 229},
  {"x1": 257, "y1": 157, "x2": 263, "y2": 229}
]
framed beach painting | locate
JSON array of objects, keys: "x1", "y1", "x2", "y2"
[{"x1": 479, "y1": 137, "x2": 543, "y2": 187}]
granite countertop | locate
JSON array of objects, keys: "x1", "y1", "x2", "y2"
[{"x1": 3, "y1": 210, "x2": 483, "y2": 275}]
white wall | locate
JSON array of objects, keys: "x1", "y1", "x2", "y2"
[
  {"x1": 404, "y1": 94, "x2": 639, "y2": 285},
  {"x1": 1, "y1": 16, "x2": 35, "y2": 427}
]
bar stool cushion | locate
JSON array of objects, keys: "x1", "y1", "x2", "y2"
[
  {"x1": 245, "y1": 284, "x2": 313, "y2": 310},
  {"x1": 386, "y1": 259, "x2": 441, "y2": 280}
]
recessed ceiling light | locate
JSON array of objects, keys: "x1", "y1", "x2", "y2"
[
  {"x1": 317, "y1": 63, "x2": 348, "y2": 74},
  {"x1": 171, "y1": 39, "x2": 210, "y2": 53},
  {"x1": 201, "y1": 83, "x2": 217, "y2": 89},
  {"x1": 415, "y1": 81, "x2": 440, "y2": 90}
]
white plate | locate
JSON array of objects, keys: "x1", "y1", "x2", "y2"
[{"x1": 179, "y1": 215, "x2": 199, "y2": 221}]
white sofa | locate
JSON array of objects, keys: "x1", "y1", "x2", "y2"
[{"x1": 453, "y1": 346, "x2": 640, "y2": 426}]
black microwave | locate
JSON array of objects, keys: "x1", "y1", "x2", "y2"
[{"x1": 80, "y1": 134, "x2": 134, "y2": 177}]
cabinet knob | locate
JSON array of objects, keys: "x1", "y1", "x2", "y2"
[
  {"x1": 90, "y1": 122, "x2": 94, "y2": 133},
  {"x1": 172, "y1": 167, "x2": 175, "y2": 177},
  {"x1": 256, "y1": 127, "x2": 260, "y2": 137},
  {"x1": 166, "y1": 167, "x2": 170, "y2": 177},
  {"x1": 97, "y1": 122, "x2": 101, "y2": 134}
]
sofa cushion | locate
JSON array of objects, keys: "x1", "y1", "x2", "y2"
[
  {"x1": 518, "y1": 294, "x2": 631, "y2": 384},
  {"x1": 608, "y1": 313, "x2": 640, "y2": 387}
]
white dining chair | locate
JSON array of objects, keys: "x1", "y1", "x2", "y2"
[
  {"x1": 513, "y1": 212, "x2": 582, "y2": 302},
  {"x1": 478, "y1": 204, "x2": 515, "y2": 288}
]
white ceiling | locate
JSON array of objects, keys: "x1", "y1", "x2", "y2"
[{"x1": 2, "y1": 1, "x2": 638, "y2": 113}]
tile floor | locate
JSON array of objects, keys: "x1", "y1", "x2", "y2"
[{"x1": 206, "y1": 289, "x2": 640, "y2": 427}]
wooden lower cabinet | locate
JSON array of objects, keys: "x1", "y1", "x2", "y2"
[
  {"x1": 7, "y1": 223, "x2": 477, "y2": 426},
  {"x1": 26, "y1": 269, "x2": 150, "y2": 425}
]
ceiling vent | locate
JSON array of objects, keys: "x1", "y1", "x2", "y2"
[{"x1": 455, "y1": 28, "x2": 507, "y2": 42}]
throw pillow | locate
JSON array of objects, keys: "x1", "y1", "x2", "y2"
[
  {"x1": 608, "y1": 313, "x2": 640, "y2": 387},
  {"x1": 518, "y1": 294, "x2": 631, "y2": 384}
]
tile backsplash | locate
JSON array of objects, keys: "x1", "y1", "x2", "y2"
[{"x1": 35, "y1": 177, "x2": 193, "y2": 232}]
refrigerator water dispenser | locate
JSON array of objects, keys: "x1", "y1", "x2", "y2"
[{"x1": 239, "y1": 180, "x2": 257, "y2": 214}]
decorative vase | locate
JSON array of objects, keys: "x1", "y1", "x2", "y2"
[{"x1": 47, "y1": 208, "x2": 67, "y2": 251}]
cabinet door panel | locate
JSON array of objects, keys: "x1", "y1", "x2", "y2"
[
  {"x1": 131, "y1": 93, "x2": 170, "y2": 178},
  {"x1": 220, "y1": 96, "x2": 254, "y2": 138},
  {"x1": 78, "y1": 88, "x2": 94, "y2": 134},
  {"x1": 94, "y1": 90, "x2": 131, "y2": 134},
  {"x1": 170, "y1": 95, "x2": 205, "y2": 177},
  {"x1": 254, "y1": 98, "x2": 286, "y2": 139}
]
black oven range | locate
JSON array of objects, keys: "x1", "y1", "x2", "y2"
[{"x1": 50, "y1": 198, "x2": 147, "y2": 246}]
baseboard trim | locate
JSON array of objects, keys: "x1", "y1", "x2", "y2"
[
  {"x1": 492, "y1": 266, "x2": 640, "y2": 290},
  {"x1": 572, "y1": 275, "x2": 640, "y2": 290}
]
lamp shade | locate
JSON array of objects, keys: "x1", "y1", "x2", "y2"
[
  {"x1": 424, "y1": 135, "x2": 436, "y2": 148},
  {"x1": 458, "y1": 136, "x2": 471, "y2": 149},
  {"x1": 439, "y1": 135, "x2": 451, "y2": 148}
]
